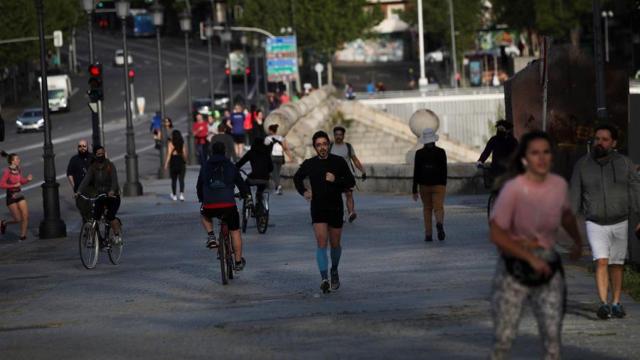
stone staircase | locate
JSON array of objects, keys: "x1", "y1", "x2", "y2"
[{"x1": 337, "y1": 100, "x2": 480, "y2": 164}]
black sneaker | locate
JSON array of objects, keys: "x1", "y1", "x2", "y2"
[
  {"x1": 436, "y1": 223, "x2": 446, "y2": 241},
  {"x1": 206, "y1": 233, "x2": 219, "y2": 248},
  {"x1": 330, "y1": 269, "x2": 340, "y2": 291},
  {"x1": 234, "y1": 257, "x2": 246, "y2": 271},
  {"x1": 611, "y1": 303, "x2": 626, "y2": 318},
  {"x1": 424, "y1": 235, "x2": 433, "y2": 242},
  {"x1": 597, "y1": 303, "x2": 612, "y2": 320},
  {"x1": 320, "y1": 279, "x2": 331, "y2": 293}
]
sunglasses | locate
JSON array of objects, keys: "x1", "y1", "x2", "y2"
[{"x1": 78, "y1": 145, "x2": 87, "y2": 148}]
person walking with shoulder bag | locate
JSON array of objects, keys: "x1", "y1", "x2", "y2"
[{"x1": 489, "y1": 131, "x2": 582, "y2": 360}]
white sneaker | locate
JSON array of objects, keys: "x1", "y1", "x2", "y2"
[
  {"x1": 179, "y1": 193, "x2": 185, "y2": 201},
  {"x1": 171, "y1": 194, "x2": 177, "y2": 201}
]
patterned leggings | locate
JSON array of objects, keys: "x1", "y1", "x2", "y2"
[{"x1": 491, "y1": 259, "x2": 566, "y2": 360}]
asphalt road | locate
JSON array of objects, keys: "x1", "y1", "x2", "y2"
[
  {"x1": 1, "y1": 28, "x2": 259, "y2": 235},
  {"x1": 1, "y1": 169, "x2": 639, "y2": 359}
]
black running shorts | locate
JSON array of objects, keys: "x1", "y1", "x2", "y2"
[
  {"x1": 311, "y1": 207, "x2": 344, "y2": 229},
  {"x1": 200, "y1": 206, "x2": 240, "y2": 231}
]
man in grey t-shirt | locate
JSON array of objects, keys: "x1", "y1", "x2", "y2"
[{"x1": 330, "y1": 126, "x2": 367, "y2": 223}]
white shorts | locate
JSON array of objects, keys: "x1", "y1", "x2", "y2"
[{"x1": 585, "y1": 220, "x2": 628, "y2": 265}]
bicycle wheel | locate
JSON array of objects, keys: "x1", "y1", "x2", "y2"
[
  {"x1": 256, "y1": 203, "x2": 269, "y2": 234},
  {"x1": 79, "y1": 222, "x2": 99, "y2": 269},
  {"x1": 487, "y1": 193, "x2": 496, "y2": 220},
  {"x1": 108, "y1": 218, "x2": 123, "y2": 265},
  {"x1": 218, "y1": 237, "x2": 229, "y2": 285},
  {"x1": 241, "y1": 202, "x2": 249, "y2": 233},
  {"x1": 225, "y1": 235, "x2": 234, "y2": 280}
]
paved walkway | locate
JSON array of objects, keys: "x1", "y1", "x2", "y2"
[{"x1": 1, "y1": 169, "x2": 639, "y2": 359}]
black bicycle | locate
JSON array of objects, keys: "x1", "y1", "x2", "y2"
[
  {"x1": 478, "y1": 164, "x2": 498, "y2": 220},
  {"x1": 78, "y1": 194, "x2": 123, "y2": 269},
  {"x1": 213, "y1": 214, "x2": 235, "y2": 285},
  {"x1": 240, "y1": 174, "x2": 270, "y2": 234}
]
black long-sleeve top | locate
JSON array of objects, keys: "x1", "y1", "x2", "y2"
[
  {"x1": 412, "y1": 145, "x2": 447, "y2": 193},
  {"x1": 236, "y1": 149, "x2": 273, "y2": 180},
  {"x1": 294, "y1": 154, "x2": 356, "y2": 211},
  {"x1": 478, "y1": 134, "x2": 518, "y2": 171}
]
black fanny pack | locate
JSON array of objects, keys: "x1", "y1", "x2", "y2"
[{"x1": 503, "y1": 249, "x2": 563, "y2": 287}]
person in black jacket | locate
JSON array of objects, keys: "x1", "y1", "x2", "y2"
[
  {"x1": 294, "y1": 131, "x2": 356, "y2": 293},
  {"x1": 236, "y1": 138, "x2": 273, "y2": 204},
  {"x1": 477, "y1": 119, "x2": 518, "y2": 181},
  {"x1": 412, "y1": 128, "x2": 448, "y2": 242}
]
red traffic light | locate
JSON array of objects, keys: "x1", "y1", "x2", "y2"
[
  {"x1": 245, "y1": 67, "x2": 251, "y2": 75},
  {"x1": 89, "y1": 64, "x2": 101, "y2": 77},
  {"x1": 128, "y1": 69, "x2": 135, "y2": 78},
  {"x1": 225, "y1": 68, "x2": 230, "y2": 76}
]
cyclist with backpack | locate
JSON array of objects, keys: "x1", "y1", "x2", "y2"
[
  {"x1": 197, "y1": 142, "x2": 251, "y2": 271},
  {"x1": 330, "y1": 126, "x2": 366, "y2": 223}
]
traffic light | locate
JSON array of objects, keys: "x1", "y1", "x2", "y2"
[
  {"x1": 87, "y1": 63, "x2": 103, "y2": 102},
  {"x1": 128, "y1": 68, "x2": 135, "y2": 82}
]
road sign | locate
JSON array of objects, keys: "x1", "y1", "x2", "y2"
[
  {"x1": 53, "y1": 30, "x2": 63, "y2": 48},
  {"x1": 314, "y1": 63, "x2": 324, "y2": 74},
  {"x1": 266, "y1": 36, "x2": 299, "y2": 83}
]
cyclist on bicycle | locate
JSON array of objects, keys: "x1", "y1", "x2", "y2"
[
  {"x1": 197, "y1": 142, "x2": 251, "y2": 271},
  {"x1": 75, "y1": 146, "x2": 122, "y2": 246},
  {"x1": 235, "y1": 138, "x2": 273, "y2": 205},
  {"x1": 477, "y1": 119, "x2": 518, "y2": 181}
]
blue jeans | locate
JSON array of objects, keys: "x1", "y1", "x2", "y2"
[{"x1": 196, "y1": 143, "x2": 207, "y2": 166}]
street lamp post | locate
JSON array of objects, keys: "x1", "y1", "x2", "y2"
[
  {"x1": 152, "y1": 2, "x2": 167, "y2": 178},
  {"x1": 417, "y1": 0, "x2": 428, "y2": 91},
  {"x1": 205, "y1": 18, "x2": 215, "y2": 101},
  {"x1": 117, "y1": 1, "x2": 143, "y2": 196},
  {"x1": 82, "y1": 0, "x2": 104, "y2": 147},
  {"x1": 447, "y1": 0, "x2": 458, "y2": 89},
  {"x1": 35, "y1": 0, "x2": 66, "y2": 239},
  {"x1": 241, "y1": 35, "x2": 249, "y2": 103},
  {"x1": 221, "y1": 28, "x2": 233, "y2": 107},
  {"x1": 252, "y1": 38, "x2": 260, "y2": 97},
  {"x1": 180, "y1": 10, "x2": 196, "y2": 165},
  {"x1": 602, "y1": 10, "x2": 614, "y2": 63}
]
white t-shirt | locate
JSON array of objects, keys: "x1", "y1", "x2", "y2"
[{"x1": 265, "y1": 135, "x2": 284, "y2": 156}]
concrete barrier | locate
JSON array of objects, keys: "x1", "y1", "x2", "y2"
[{"x1": 278, "y1": 162, "x2": 488, "y2": 195}]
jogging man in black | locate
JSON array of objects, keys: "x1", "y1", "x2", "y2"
[{"x1": 294, "y1": 131, "x2": 356, "y2": 293}]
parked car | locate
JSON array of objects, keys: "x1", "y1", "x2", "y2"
[
  {"x1": 192, "y1": 94, "x2": 230, "y2": 116},
  {"x1": 113, "y1": 49, "x2": 133, "y2": 67},
  {"x1": 16, "y1": 108, "x2": 44, "y2": 133}
]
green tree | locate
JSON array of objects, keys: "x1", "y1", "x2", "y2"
[
  {"x1": 233, "y1": 0, "x2": 383, "y2": 60},
  {"x1": 0, "y1": 0, "x2": 81, "y2": 68},
  {"x1": 400, "y1": 0, "x2": 483, "y2": 69}
]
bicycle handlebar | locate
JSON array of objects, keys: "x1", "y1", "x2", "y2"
[{"x1": 78, "y1": 193, "x2": 112, "y2": 201}]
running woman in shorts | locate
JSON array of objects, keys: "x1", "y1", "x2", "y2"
[{"x1": 294, "y1": 131, "x2": 356, "y2": 293}]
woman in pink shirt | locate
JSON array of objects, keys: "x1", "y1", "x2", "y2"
[
  {"x1": 489, "y1": 131, "x2": 582, "y2": 359},
  {"x1": 0, "y1": 153, "x2": 33, "y2": 241}
]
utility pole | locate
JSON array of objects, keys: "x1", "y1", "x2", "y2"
[
  {"x1": 593, "y1": 0, "x2": 608, "y2": 120},
  {"x1": 417, "y1": 0, "x2": 428, "y2": 91}
]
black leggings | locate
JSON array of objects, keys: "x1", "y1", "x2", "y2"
[
  {"x1": 170, "y1": 167, "x2": 185, "y2": 195},
  {"x1": 169, "y1": 155, "x2": 186, "y2": 195}
]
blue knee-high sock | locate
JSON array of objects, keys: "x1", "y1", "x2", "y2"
[
  {"x1": 316, "y1": 247, "x2": 328, "y2": 279},
  {"x1": 330, "y1": 246, "x2": 342, "y2": 271}
]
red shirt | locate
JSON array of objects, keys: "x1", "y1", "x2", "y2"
[
  {"x1": 244, "y1": 112, "x2": 253, "y2": 131},
  {"x1": 192, "y1": 121, "x2": 208, "y2": 145}
]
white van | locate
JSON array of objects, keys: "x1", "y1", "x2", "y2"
[{"x1": 38, "y1": 74, "x2": 72, "y2": 112}]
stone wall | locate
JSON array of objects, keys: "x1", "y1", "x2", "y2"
[{"x1": 278, "y1": 162, "x2": 488, "y2": 195}]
